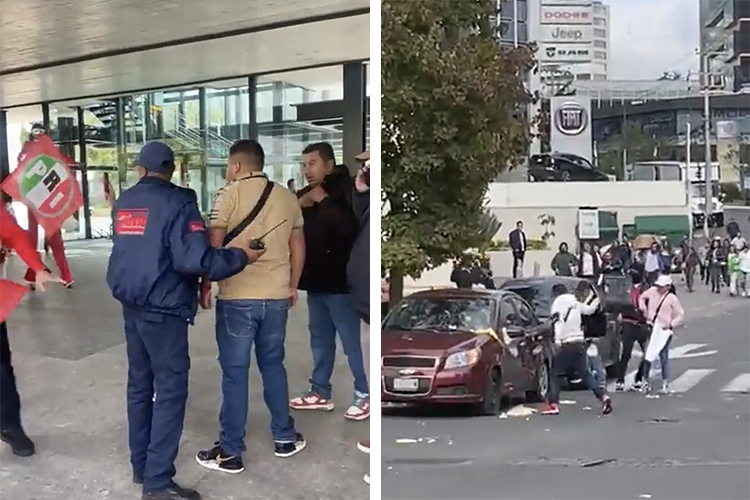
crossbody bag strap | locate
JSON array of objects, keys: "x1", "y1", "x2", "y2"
[
  {"x1": 222, "y1": 181, "x2": 275, "y2": 246},
  {"x1": 650, "y1": 292, "x2": 670, "y2": 324}
]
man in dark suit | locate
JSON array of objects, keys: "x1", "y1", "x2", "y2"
[{"x1": 508, "y1": 220, "x2": 527, "y2": 278}]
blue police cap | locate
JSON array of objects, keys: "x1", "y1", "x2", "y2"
[{"x1": 137, "y1": 141, "x2": 175, "y2": 173}]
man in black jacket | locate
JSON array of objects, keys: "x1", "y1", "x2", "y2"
[
  {"x1": 290, "y1": 142, "x2": 370, "y2": 422},
  {"x1": 508, "y1": 220, "x2": 527, "y2": 278}
]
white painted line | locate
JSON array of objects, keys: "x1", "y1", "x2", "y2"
[
  {"x1": 721, "y1": 373, "x2": 750, "y2": 393},
  {"x1": 669, "y1": 369, "x2": 716, "y2": 393}
]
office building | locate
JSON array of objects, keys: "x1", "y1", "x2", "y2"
[
  {"x1": 0, "y1": 1, "x2": 370, "y2": 242},
  {"x1": 700, "y1": 0, "x2": 750, "y2": 92},
  {"x1": 536, "y1": 0, "x2": 610, "y2": 81}
]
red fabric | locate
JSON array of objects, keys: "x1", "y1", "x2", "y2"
[
  {"x1": 0, "y1": 205, "x2": 45, "y2": 272},
  {"x1": 23, "y1": 211, "x2": 73, "y2": 283},
  {"x1": 1, "y1": 135, "x2": 83, "y2": 236},
  {"x1": 0, "y1": 280, "x2": 29, "y2": 323}
]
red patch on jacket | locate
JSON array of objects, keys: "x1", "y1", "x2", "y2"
[{"x1": 116, "y1": 209, "x2": 149, "y2": 235}]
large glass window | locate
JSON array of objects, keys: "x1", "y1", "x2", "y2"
[{"x1": 257, "y1": 66, "x2": 344, "y2": 187}]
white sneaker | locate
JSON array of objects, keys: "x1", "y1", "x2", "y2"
[{"x1": 659, "y1": 381, "x2": 670, "y2": 394}]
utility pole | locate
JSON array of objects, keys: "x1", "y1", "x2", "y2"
[
  {"x1": 686, "y1": 120, "x2": 693, "y2": 240},
  {"x1": 702, "y1": 54, "x2": 713, "y2": 240}
]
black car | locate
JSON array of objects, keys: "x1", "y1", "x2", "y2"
[
  {"x1": 499, "y1": 276, "x2": 622, "y2": 379},
  {"x1": 528, "y1": 153, "x2": 610, "y2": 182}
]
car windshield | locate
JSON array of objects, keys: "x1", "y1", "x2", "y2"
[
  {"x1": 384, "y1": 297, "x2": 495, "y2": 333},
  {"x1": 503, "y1": 285, "x2": 552, "y2": 318}
]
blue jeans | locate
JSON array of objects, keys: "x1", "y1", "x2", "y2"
[
  {"x1": 216, "y1": 299, "x2": 296, "y2": 456},
  {"x1": 548, "y1": 342, "x2": 605, "y2": 404},
  {"x1": 644, "y1": 335, "x2": 672, "y2": 381},
  {"x1": 307, "y1": 293, "x2": 369, "y2": 400},
  {"x1": 123, "y1": 309, "x2": 189, "y2": 493}
]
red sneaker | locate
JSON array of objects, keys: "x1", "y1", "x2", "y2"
[{"x1": 541, "y1": 403, "x2": 560, "y2": 415}]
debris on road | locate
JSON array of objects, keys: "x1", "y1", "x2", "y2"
[
  {"x1": 580, "y1": 458, "x2": 617, "y2": 468},
  {"x1": 506, "y1": 405, "x2": 537, "y2": 417},
  {"x1": 396, "y1": 438, "x2": 418, "y2": 444},
  {"x1": 639, "y1": 494, "x2": 652, "y2": 498},
  {"x1": 559, "y1": 400, "x2": 576, "y2": 405}
]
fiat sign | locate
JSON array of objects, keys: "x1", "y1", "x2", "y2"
[
  {"x1": 541, "y1": 5, "x2": 592, "y2": 25},
  {"x1": 555, "y1": 102, "x2": 588, "y2": 136}
]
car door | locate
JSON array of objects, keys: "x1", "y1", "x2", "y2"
[
  {"x1": 497, "y1": 296, "x2": 526, "y2": 396},
  {"x1": 507, "y1": 296, "x2": 547, "y2": 389},
  {"x1": 581, "y1": 281, "x2": 608, "y2": 338}
]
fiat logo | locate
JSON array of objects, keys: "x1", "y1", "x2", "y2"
[{"x1": 555, "y1": 102, "x2": 588, "y2": 136}]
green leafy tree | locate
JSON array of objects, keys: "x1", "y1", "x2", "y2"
[
  {"x1": 382, "y1": 0, "x2": 534, "y2": 301},
  {"x1": 597, "y1": 123, "x2": 663, "y2": 178}
]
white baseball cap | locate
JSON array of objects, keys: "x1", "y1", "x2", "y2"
[{"x1": 654, "y1": 275, "x2": 673, "y2": 287}]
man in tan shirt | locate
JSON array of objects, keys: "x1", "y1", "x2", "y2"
[{"x1": 195, "y1": 140, "x2": 306, "y2": 475}]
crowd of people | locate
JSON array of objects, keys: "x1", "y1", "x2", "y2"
[{"x1": 0, "y1": 139, "x2": 372, "y2": 500}]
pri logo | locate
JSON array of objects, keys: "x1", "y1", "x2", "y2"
[
  {"x1": 20, "y1": 154, "x2": 73, "y2": 217},
  {"x1": 555, "y1": 102, "x2": 588, "y2": 136}
]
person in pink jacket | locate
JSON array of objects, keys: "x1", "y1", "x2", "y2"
[{"x1": 638, "y1": 274, "x2": 685, "y2": 394}]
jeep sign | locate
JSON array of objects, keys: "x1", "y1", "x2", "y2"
[
  {"x1": 555, "y1": 102, "x2": 588, "y2": 136},
  {"x1": 540, "y1": 25, "x2": 594, "y2": 43}
]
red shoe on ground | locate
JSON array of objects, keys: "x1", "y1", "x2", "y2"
[{"x1": 541, "y1": 403, "x2": 560, "y2": 415}]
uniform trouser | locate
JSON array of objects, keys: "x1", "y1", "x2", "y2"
[
  {"x1": 684, "y1": 264, "x2": 696, "y2": 291},
  {"x1": 709, "y1": 265, "x2": 723, "y2": 291},
  {"x1": 548, "y1": 342, "x2": 605, "y2": 404},
  {"x1": 616, "y1": 321, "x2": 649, "y2": 384},
  {"x1": 123, "y1": 308, "x2": 190, "y2": 493},
  {"x1": 23, "y1": 213, "x2": 73, "y2": 284},
  {"x1": 0, "y1": 323, "x2": 22, "y2": 430}
]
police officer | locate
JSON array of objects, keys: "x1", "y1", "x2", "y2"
[{"x1": 107, "y1": 141, "x2": 264, "y2": 500}]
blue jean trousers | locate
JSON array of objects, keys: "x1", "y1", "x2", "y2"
[
  {"x1": 216, "y1": 299, "x2": 297, "y2": 457},
  {"x1": 307, "y1": 293, "x2": 369, "y2": 400}
]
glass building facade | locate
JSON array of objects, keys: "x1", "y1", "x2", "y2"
[{"x1": 0, "y1": 62, "x2": 370, "y2": 241}]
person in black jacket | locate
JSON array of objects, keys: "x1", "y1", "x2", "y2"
[
  {"x1": 290, "y1": 142, "x2": 370, "y2": 421},
  {"x1": 508, "y1": 221, "x2": 527, "y2": 278}
]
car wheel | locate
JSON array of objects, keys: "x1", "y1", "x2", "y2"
[
  {"x1": 478, "y1": 368, "x2": 503, "y2": 416},
  {"x1": 526, "y1": 359, "x2": 549, "y2": 402},
  {"x1": 561, "y1": 170, "x2": 572, "y2": 181}
]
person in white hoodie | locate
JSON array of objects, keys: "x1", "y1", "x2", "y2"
[
  {"x1": 542, "y1": 282, "x2": 613, "y2": 416},
  {"x1": 737, "y1": 243, "x2": 750, "y2": 297}
]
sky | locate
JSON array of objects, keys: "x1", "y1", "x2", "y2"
[{"x1": 607, "y1": 0, "x2": 701, "y2": 80}]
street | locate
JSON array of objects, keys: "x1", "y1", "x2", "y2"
[{"x1": 381, "y1": 285, "x2": 750, "y2": 500}]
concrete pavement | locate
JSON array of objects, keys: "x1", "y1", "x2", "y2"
[
  {"x1": 382, "y1": 282, "x2": 750, "y2": 500},
  {"x1": 0, "y1": 241, "x2": 369, "y2": 500}
]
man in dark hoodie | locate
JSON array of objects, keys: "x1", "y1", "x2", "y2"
[
  {"x1": 290, "y1": 142, "x2": 370, "y2": 421},
  {"x1": 349, "y1": 150, "x2": 371, "y2": 486}
]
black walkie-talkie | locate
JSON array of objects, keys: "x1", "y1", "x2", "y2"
[{"x1": 248, "y1": 220, "x2": 287, "y2": 250}]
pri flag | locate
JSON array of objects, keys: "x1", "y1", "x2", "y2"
[
  {"x1": 0, "y1": 279, "x2": 29, "y2": 324},
  {"x1": 0, "y1": 135, "x2": 84, "y2": 236}
]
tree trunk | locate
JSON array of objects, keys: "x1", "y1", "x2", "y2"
[{"x1": 389, "y1": 268, "x2": 405, "y2": 306}]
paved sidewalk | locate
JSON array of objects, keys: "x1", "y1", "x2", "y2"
[{"x1": 0, "y1": 247, "x2": 369, "y2": 500}]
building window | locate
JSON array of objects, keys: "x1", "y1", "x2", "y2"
[
  {"x1": 594, "y1": 51, "x2": 607, "y2": 60},
  {"x1": 498, "y1": 18, "x2": 528, "y2": 44},
  {"x1": 576, "y1": 73, "x2": 592, "y2": 80},
  {"x1": 594, "y1": 40, "x2": 607, "y2": 48},
  {"x1": 594, "y1": 28, "x2": 607, "y2": 37},
  {"x1": 594, "y1": 17, "x2": 606, "y2": 26},
  {"x1": 500, "y1": 0, "x2": 527, "y2": 21}
]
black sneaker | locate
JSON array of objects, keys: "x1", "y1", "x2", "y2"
[
  {"x1": 274, "y1": 433, "x2": 306, "y2": 458},
  {"x1": 601, "y1": 396, "x2": 613, "y2": 415},
  {"x1": 0, "y1": 427, "x2": 35, "y2": 457},
  {"x1": 142, "y1": 483, "x2": 200, "y2": 500},
  {"x1": 195, "y1": 443, "x2": 244, "y2": 474}
]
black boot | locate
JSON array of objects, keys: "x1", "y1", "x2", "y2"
[
  {"x1": 142, "y1": 483, "x2": 201, "y2": 500},
  {"x1": 0, "y1": 427, "x2": 36, "y2": 457}
]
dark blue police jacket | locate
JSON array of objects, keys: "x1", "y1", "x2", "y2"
[{"x1": 107, "y1": 176, "x2": 247, "y2": 323}]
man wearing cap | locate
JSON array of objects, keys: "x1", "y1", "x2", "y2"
[{"x1": 107, "y1": 141, "x2": 265, "y2": 500}]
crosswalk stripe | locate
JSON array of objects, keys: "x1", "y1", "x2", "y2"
[
  {"x1": 668, "y1": 369, "x2": 716, "y2": 393},
  {"x1": 721, "y1": 373, "x2": 750, "y2": 393}
]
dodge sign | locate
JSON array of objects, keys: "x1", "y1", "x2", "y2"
[
  {"x1": 555, "y1": 102, "x2": 588, "y2": 136},
  {"x1": 541, "y1": 5, "x2": 592, "y2": 25}
]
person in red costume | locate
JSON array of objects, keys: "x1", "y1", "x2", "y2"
[
  {"x1": 18, "y1": 124, "x2": 74, "y2": 289},
  {"x1": 0, "y1": 204, "x2": 60, "y2": 457}
]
